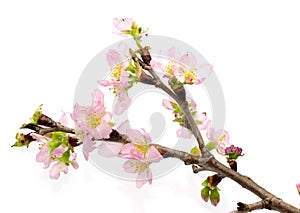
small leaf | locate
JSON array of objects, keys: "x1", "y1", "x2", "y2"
[
  {"x1": 59, "y1": 150, "x2": 71, "y2": 163},
  {"x1": 190, "y1": 146, "x2": 202, "y2": 157},
  {"x1": 172, "y1": 118, "x2": 182, "y2": 123},
  {"x1": 30, "y1": 104, "x2": 43, "y2": 124},
  {"x1": 206, "y1": 141, "x2": 215, "y2": 151}
]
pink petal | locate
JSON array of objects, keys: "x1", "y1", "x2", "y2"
[
  {"x1": 179, "y1": 52, "x2": 197, "y2": 68},
  {"x1": 162, "y1": 99, "x2": 173, "y2": 110},
  {"x1": 176, "y1": 127, "x2": 192, "y2": 139},
  {"x1": 82, "y1": 136, "x2": 96, "y2": 161},
  {"x1": 123, "y1": 160, "x2": 139, "y2": 173},
  {"x1": 59, "y1": 111, "x2": 68, "y2": 126},
  {"x1": 52, "y1": 145, "x2": 68, "y2": 158},
  {"x1": 102, "y1": 112, "x2": 112, "y2": 123},
  {"x1": 114, "y1": 94, "x2": 132, "y2": 115},
  {"x1": 94, "y1": 121, "x2": 112, "y2": 139},
  {"x1": 30, "y1": 133, "x2": 50, "y2": 144},
  {"x1": 167, "y1": 47, "x2": 179, "y2": 59},
  {"x1": 98, "y1": 80, "x2": 114, "y2": 87},
  {"x1": 136, "y1": 167, "x2": 152, "y2": 189},
  {"x1": 49, "y1": 161, "x2": 68, "y2": 179},
  {"x1": 117, "y1": 120, "x2": 131, "y2": 134},
  {"x1": 145, "y1": 146, "x2": 163, "y2": 162},
  {"x1": 36, "y1": 145, "x2": 51, "y2": 169},
  {"x1": 113, "y1": 18, "x2": 133, "y2": 31},
  {"x1": 106, "y1": 49, "x2": 122, "y2": 67},
  {"x1": 119, "y1": 143, "x2": 141, "y2": 159},
  {"x1": 150, "y1": 59, "x2": 164, "y2": 71},
  {"x1": 98, "y1": 142, "x2": 123, "y2": 157},
  {"x1": 70, "y1": 152, "x2": 79, "y2": 169},
  {"x1": 93, "y1": 89, "x2": 105, "y2": 109}
]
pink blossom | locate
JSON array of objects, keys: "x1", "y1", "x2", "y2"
[
  {"x1": 122, "y1": 146, "x2": 162, "y2": 188},
  {"x1": 99, "y1": 48, "x2": 132, "y2": 115},
  {"x1": 71, "y1": 89, "x2": 112, "y2": 140},
  {"x1": 36, "y1": 142, "x2": 79, "y2": 179},
  {"x1": 206, "y1": 125, "x2": 230, "y2": 154},
  {"x1": 117, "y1": 120, "x2": 163, "y2": 188}
]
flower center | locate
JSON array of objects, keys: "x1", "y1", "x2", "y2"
[
  {"x1": 86, "y1": 112, "x2": 102, "y2": 129},
  {"x1": 135, "y1": 144, "x2": 149, "y2": 156},
  {"x1": 111, "y1": 65, "x2": 122, "y2": 81}
]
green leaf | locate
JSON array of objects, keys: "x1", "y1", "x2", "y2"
[
  {"x1": 190, "y1": 146, "x2": 202, "y2": 157},
  {"x1": 59, "y1": 149, "x2": 71, "y2": 163},
  {"x1": 29, "y1": 104, "x2": 43, "y2": 124},
  {"x1": 51, "y1": 131, "x2": 68, "y2": 144},
  {"x1": 206, "y1": 141, "x2": 216, "y2": 151},
  {"x1": 48, "y1": 131, "x2": 68, "y2": 152},
  {"x1": 172, "y1": 118, "x2": 182, "y2": 123}
]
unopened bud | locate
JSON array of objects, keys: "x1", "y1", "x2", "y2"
[
  {"x1": 201, "y1": 186, "x2": 210, "y2": 202},
  {"x1": 140, "y1": 46, "x2": 151, "y2": 65},
  {"x1": 210, "y1": 188, "x2": 220, "y2": 206}
]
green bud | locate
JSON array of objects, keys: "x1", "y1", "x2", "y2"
[
  {"x1": 201, "y1": 186, "x2": 210, "y2": 202},
  {"x1": 30, "y1": 104, "x2": 43, "y2": 124},
  {"x1": 210, "y1": 188, "x2": 220, "y2": 206},
  {"x1": 11, "y1": 133, "x2": 33, "y2": 148},
  {"x1": 190, "y1": 146, "x2": 202, "y2": 157}
]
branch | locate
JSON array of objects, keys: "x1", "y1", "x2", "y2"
[
  {"x1": 230, "y1": 200, "x2": 271, "y2": 213},
  {"x1": 132, "y1": 51, "x2": 209, "y2": 155},
  {"x1": 22, "y1": 115, "x2": 300, "y2": 212}
]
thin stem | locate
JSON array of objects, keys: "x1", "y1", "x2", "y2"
[{"x1": 138, "y1": 61, "x2": 209, "y2": 155}]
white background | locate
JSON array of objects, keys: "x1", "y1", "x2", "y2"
[{"x1": 1, "y1": 1, "x2": 300, "y2": 212}]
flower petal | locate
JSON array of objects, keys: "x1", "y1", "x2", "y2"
[
  {"x1": 162, "y1": 99, "x2": 174, "y2": 110},
  {"x1": 49, "y1": 161, "x2": 68, "y2": 179},
  {"x1": 98, "y1": 142, "x2": 123, "y2": 157},
  {"x1": 145, "y1": 146, "x2": 163, "y2": 163},
  {"x1": 123, "y1": 160, "x2": 139, "y2": 173},
  {"x1": 113, "y1": 18, "x2": 133, "y2": 31},
  {"x1": 176, "y1": 127, "x2": 192, "y2": 139}
]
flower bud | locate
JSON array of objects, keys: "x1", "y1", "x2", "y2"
[
  {"x1": 210, "y1": 188, "x2": 220, "y2": 206},
  {"x1": 296, "y1": 183, "x2": 300, "y2": 195},
  {"x1": 11, "y1": 133, "x2": 34, "y2": 148},
  {"x1": 201, "y1": 186, "x2": 210, "y2": 202},
  {"x1": 140, "y1": 47, "x2": 151, "y2": 65}
]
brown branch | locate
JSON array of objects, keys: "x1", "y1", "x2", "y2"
[
  {"x1": 22, "y1": 114, "x2": 300, "y2": 212},
  {"x1": 230, "y1": 200, "x2": 271, "y2": 213}
]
